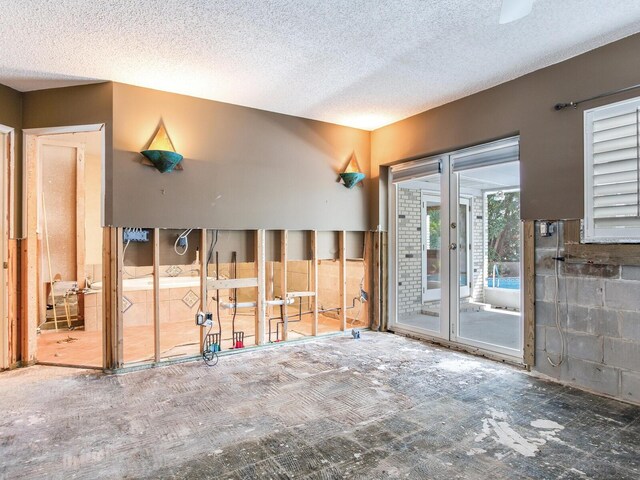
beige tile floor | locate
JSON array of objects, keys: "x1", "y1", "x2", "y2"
[{"x1": 37, "y1": 312, "x2": 368, "y2": 368}]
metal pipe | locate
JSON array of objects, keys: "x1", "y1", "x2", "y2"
[{"x1": 554, "y1": 83, "x2": 640, "y2": 111}]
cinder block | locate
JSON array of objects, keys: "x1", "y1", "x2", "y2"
[
  {"x1": 563, "y1": 276, "x2": 604, "y2": 308},
  {"x1": 621, "y1": 266, "x2": 640, "y2": 281},
  {"x1": 535, "y1": 301, "x2": 559, "y2": 327},
  {"x1": 545, "y1": 326, "x2": 562, "y2": 355},
  {"x1": 565, "y1": 357, "x2": 620, "y2": 397},
  {"x1": 535, "y1": 275, "x2": 546, "y2": 301},
  {"x1": 604, "y1": 337, "x2": 640, "y2": 371},
  {"x1": 567, "y1": 305, "x2": 620, "y2": 338},
  {"x1": 605, "y1": 281, "x2": 640, "y2": 311},
  {"x1": 619, "y1": 311, "x2": 640, "y2": 342},
  {"x1": 621, "y1": 371, "x2": 640, "y2": 403},
  {"x1": 535, "y1": 325, "x2": 546, "y2": 351},
  {"x1": 566, "y1": 332, "x2": 603, "y2": 363}
]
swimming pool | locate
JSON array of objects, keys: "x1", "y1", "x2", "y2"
[{"x1": 486, "y1": 277, "x2": 520, "y2": 290}]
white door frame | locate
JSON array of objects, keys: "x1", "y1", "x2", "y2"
[{"x1": 388, "y1": 137, "x2": 523, "y2": 362}]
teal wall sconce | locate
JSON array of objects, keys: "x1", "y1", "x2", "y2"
[{"x1": 141, "y1": 124, "x2": 184, "y2": 173}]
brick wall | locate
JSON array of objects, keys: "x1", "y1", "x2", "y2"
[
  {"x1": 471, "y1": 196, "x2": 484, "y2": 302},
  {"x1": 534, "y1": 220, "x2": 640, "y2": 404},
  {"x1": 397, "y1": 187, "x2": 423, "y2": 316}
]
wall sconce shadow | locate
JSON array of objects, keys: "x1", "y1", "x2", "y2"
[
  {"x1": 338, "y1": 152, "x2": 365, "y2": 188},
  {"x1": 141, "y1": 123, "x2": 184, "y2": 173}
]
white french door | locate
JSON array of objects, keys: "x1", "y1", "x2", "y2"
[{"x1": 390, "y1": 137, "x2": 523, "y2": 360}]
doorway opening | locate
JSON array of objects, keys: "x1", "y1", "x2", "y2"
[
  {"x1": 24, "y1": 126, "x2": 105, "y2": 368},
  {"x1": 390, "y1": 137, "x2": 523, "y2": 360}
]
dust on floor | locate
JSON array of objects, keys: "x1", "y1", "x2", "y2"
[{"x1": 1, "y1": 332, "x2": 639, "y2": 479}]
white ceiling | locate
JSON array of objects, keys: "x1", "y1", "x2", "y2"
[{"x1": 1, "y1": 1, "x2": 640, "y2": 130}]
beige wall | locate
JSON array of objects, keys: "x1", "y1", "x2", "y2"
[
  {"x1": 0, "y1": 83, "x2": 22, "y2": 236},
  {"x1": 111, "y1": 83, "x2": 371, "y2": 231},
  {"x1": 371, "y1": 32, "x2": 640, "y2": 227}
]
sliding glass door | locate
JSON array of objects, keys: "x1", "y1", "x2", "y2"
[{"x1": 390, "y1": 138, "x2": 523, "y2": 360}]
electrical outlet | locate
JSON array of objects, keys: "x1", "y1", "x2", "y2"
[{"x1": 123, "y1": 228, "x2": 149, "y2": 242}]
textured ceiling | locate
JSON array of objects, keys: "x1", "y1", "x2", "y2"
[{"x1": 1, "y1": 1, "x2": 640, "y2": 130}]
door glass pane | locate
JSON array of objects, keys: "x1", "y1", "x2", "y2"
[
  {"x1": 395, "y1": 175, "x2": 442, "y2": 334},
  {"x1": 457, "y1": 162, "x2": 522, "y2": 352},
  {"x1": 425, "y1": 199, "x2": 441, "y2": 297},
  {"x1": 458, "y1": 203, "x2": 468, "y2": 290}
]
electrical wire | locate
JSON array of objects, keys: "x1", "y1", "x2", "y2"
[
  {"x1": 547, "y1": 222, "x2": 565, "y2": 367},
  {"x1": 201, "y1": 321, "x2": 219, "y2": 367},
  {"x1": 174, "y1": 228, "x2": 193, "y2": 255}
]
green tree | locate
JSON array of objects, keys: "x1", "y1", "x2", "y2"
[{"x1": 487, "y1": 191, "x2": 520, "y2": 276}]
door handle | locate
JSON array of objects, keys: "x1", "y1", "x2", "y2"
[{"x1": 449, "y1": 243, "x2": 457, "y2": 251}]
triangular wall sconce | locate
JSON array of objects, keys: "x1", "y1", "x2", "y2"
[
  {"x1": 339, "y1": 152, "x2": 365, "y2": 188},
  {"x1": 141, "y1": 123, "x2": 184, "y2": 173}
]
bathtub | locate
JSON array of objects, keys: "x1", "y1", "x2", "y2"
[{"x1": 91, "y1": 276, "x2": 202, "y2": 292}]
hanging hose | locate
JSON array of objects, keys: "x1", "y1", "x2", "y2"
[{"x1": 547, "y1": 222, "x2": 565, "y2": 367}]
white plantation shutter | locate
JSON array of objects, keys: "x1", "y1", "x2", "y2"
[{"x1": 584, "y1": 97, "x2": 640, "y2": 242}]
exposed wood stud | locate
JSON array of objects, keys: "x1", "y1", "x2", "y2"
[
  {"x1": 200, "y1": 229, "x2": 207, "y2": 351},
  {"x1": 255, "y1": 230, "x2": 266, "y2": 345},
  {"x1": 153, "y1": 228, "x2": 160, "y2": 363},
  {"x1": 372, "y1": 231, "x2": 381, "y2": 331},
  {"x1": 381, "y1": 231, "x2": 388, "y2": 331},
  {"x1": 523, "y1": 220, "x2": 535, "y2": 367},
  {"x1": 22, "y1": 134, "x2": 39, "y2": 364},
  {"x1": 310, "y1": 230, "x2": 318, "y2": 336},
  {"x1": 363, "y1": 231, "x2": 372, "y2": 329},
  {"x1": 280, "y1": 230, "x2": 288, "y2": 341},
  {"x1": 339, "y1": 231, "x2": 347, "y2": 331},
  {"x1": 75, "y1": 146, "x2": 86, "y2": 289},
  {"x1": 115, "y1": 228, "x2": 124, "y2": 367}
]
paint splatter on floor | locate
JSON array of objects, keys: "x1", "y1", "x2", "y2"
[{"x1": 1, "y1": 332, "x2": 639, "y2": 479}]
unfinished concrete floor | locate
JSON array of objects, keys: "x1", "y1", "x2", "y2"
[{"x1": 2, "y1": 333, "x2": 639, "y2": 479}]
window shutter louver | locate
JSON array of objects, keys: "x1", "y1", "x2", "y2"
[{"x1": 585, "y1": 97, "x2": 640, "y2": 242}]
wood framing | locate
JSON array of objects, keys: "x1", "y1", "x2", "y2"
[
  {"x1": 564, "y1": 219, "x2": 640, "y2": 265},
  {"x1": 153, "y1": 228, "x2": 161, "y2": 363},
  {"x1": 22, "y1": 125, "x2": 105, "y2": 367},
  {"x1": 338, "y1": 231, "x2": 347, "y2": 331},
  {"x1": 0, "y1": 126, "x2": 17, "y2": 369},
  {"x1": 280, "y1": 230, "x2": 288, "y2": 341},
  {"x1": 102, "y1": 227, "x2": 123, "y2": 370},
  {"x1": 380, "y1": 231, "x2": 388, "y2": 331},
  {"x1": 21, "y1": 133, "x2": 38, "y2": 364},
  {"x1": 255, "y1": 230, "x2": 266, "y2": 345},
  {"x1": 200, "y1": 229, "x2": 207, "y2": 351},
  {"x1": 75, "y1": 145, "x2": 86, "y2": 289},
  {"x1": 310, "y1": 230, "x2": 318, "y2": 336},
  {"x1": 372, "y1": 231, "x2": 381, "y2": 331},
  {"x1": 523, "y1": 220, "x2": 535, "y2": 367},
  {"x1": 6, "y1": 240, "x2": 19, "y2": 367},
  {"x1": 363, "y1": 231, "x2": 372, "y2": 328}
]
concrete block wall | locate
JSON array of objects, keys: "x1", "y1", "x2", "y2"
[
  {"x1": 534, "y1": 221, "x2": 640, "y2": 405},
  {"x1": 397, "y1": 187, "x2": 423, "y2": 316}
]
